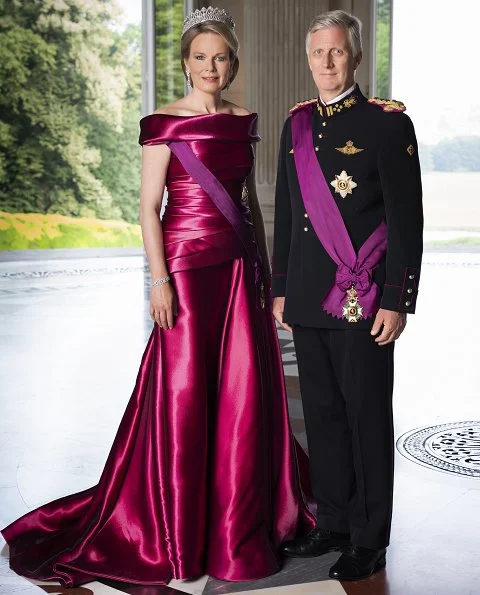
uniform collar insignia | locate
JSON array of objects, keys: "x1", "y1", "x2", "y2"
[
  {"x1": 336, "y1": 140, "x2": 364, "y2": 155},
  {"x1": 316, "y1": 86, "x2": 364, "y2": 118}
]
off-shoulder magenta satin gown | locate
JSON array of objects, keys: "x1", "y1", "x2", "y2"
[{"x1": 2, "y1": 113, "x2": 315, "y2": 587}]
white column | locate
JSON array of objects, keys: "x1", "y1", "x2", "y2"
[{"x1": 142, "y1": 0, "x2": 157, "y2": 116}]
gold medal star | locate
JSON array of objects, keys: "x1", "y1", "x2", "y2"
[{"x1": 330, "y1": 170, "x2": 357, "y2": 198}]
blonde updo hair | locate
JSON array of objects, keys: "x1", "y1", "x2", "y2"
[{"x1": 181, "y1": 21, "x2": 239, "y2": 91}]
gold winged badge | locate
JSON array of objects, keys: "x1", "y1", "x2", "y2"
[{"x1": 335, "y1": 140, "x2": 364, "y2": 155}]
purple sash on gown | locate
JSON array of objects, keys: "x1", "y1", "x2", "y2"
[
  {"x1": 291, "y1": 104, "x2": 388, "y2": 319},
  {"x1": 168, "y1": 140, "x2": 265, "y2": 304}
]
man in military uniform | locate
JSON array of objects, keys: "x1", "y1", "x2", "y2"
[{"x1": 272, "y1": 10, "x2": 423, "y2": 581}]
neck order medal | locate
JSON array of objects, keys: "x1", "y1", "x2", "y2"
[{"x1": 342, "y1": 285, "x2": 363, "y2": 323}]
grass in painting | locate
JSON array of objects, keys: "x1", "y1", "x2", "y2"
[{"x1": 0, "y1": 212, "x2": 143, "y2": 250}]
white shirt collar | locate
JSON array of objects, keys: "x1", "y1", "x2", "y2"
[{"x1": 319, "y1": 83, "x2": 357, "y2": 106}]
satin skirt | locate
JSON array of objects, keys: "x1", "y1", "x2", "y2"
[{"x1": 2, "y1": 256, "x2": 315, "y2": 587}]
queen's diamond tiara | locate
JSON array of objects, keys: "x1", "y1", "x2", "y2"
[{"x1": 182, "y1": 6, "x2": 235, "y2": 34}]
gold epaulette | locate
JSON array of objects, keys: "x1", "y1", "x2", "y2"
[
  {"x1": 289, "y1": 98, "x2": 317, "y2": 113},
  {"x1": 368, "y1": 97, "x2": 406, "y2": 112}
]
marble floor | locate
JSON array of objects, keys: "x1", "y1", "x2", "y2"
[{"x1": 0, "y1": 248, "x2": 479, "y2": 595}]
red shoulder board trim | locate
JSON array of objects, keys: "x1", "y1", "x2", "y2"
[
  {"x1": 289, "y1": 98, "x2": 317, "y2": 113},
  {"x1": 368, "y1": 97, "x2": 406, "y2": 112}
]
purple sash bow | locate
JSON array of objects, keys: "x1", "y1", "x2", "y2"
[
  {"x1": 168, "y1": 141, "x2": 263, "y2": 288},
  {"x1": 290, "y1": 105, "x2": 387, "y2": 319}
]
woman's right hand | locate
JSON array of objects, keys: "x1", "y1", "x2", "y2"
[{"x1": 150, "y1": 282, "x2": 178, "y2": 330}]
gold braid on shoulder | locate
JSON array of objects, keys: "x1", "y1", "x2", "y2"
[
  {"x1": 368, "y1": 97, "x2": 406, "y2": 113},
  {"x1": 289, "y1": 98, "x2": 317, "y2": 113}
]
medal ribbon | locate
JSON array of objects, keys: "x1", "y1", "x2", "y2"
[{"x1": 290, "y1": 104, "x2": 388, "y2": 319}]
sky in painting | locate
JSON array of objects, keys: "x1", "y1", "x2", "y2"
[
  {"x1": 116, "y1": 0, "x2": 142, "y2": 26},
  {"x1": 392, "y1": 0, "x2": 480, "y2": 144}
]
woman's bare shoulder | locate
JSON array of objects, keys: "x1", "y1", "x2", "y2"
[
  {"x1": 222, "y1": 101, "x2": 251, "y2": 116},
  {"x1": 153, "y1": 100, "x2": 252, "y2": 117},
  {"x1": 153, "y1": 106, "x2": 176, "y2": 116},
  {"x1": 153, "y1": 99, "x2": 193, "y2": 116}
]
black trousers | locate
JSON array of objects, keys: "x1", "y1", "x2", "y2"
[{"x1": 293, "y1": 326, "x2": 395, "y2": 550}]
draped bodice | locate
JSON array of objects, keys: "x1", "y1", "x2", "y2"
[{"x1": 139, "y1": 113, "x2": 260, "y2": 273}]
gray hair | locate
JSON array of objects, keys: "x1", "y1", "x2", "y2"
[{"x1": 306, "y1": 10, "x2": 362, "y2": 56}]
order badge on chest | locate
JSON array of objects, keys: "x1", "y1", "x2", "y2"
[{"x1": 330, "y1": 170, "x2": 357, "y2": 199}]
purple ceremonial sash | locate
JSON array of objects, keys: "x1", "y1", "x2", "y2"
[
  {"x1": 168, "y1": 141, "x2": 262, "y2": 286},
  {"x1": 290, "y1": 104, "x2": 387, "y2": 319}
]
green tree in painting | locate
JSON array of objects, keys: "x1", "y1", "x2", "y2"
[
  {"x1": 88, "y1": 23, "x2": 143, "y2": 223},
  {"x1": 432, "y1": 137, "x2": 480, "y2": 172},
  {"x1": 156, "y1": 0, "x2": 185, "y2": 107},
  {"x1": 0, "y1": 0, "x2": 142, "y2": 223}
]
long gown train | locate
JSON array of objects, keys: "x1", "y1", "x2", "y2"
[{"x1": 2, "y1": 112, "x2": 315, "y2": 587}]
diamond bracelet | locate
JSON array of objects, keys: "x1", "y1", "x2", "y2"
[{"x1": 152, "y1": 275, "x2": 171, "y2": 287}]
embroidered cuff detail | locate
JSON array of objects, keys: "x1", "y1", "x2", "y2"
[
  {"x1": 380, "y1": 267, "x2": 420, "y2": 313},
  {"x1": 271, "y1": 274, "x2": 287, "y2": 297},
  {"x1": 398, "y1": 266, "x2": 419, "y2": 312}
]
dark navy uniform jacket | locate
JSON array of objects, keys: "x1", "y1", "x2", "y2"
[{"x1": 271, "y1": 85, "x2": 423, "y2": 329}]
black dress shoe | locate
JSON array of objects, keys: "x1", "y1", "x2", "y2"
[
  {"x1": 281, "y1": 527, "x2": 350, "y2": 558},
  {"x1": 328, "y1": 545, "x2": 386, "y2": 580}
]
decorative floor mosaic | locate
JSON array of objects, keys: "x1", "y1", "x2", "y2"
[{"x1": 396, "y1": 421, "x2": 480, "y2": 478}]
